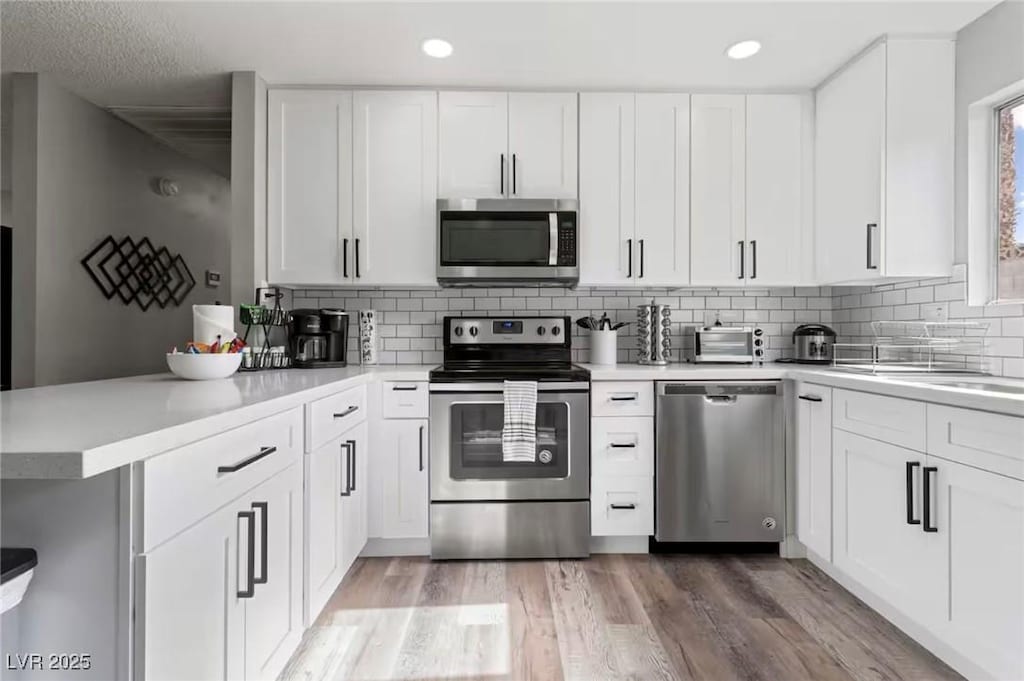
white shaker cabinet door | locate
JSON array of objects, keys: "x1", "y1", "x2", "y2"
[
  {"x1": 267, "y1": 89, "x2": 352, "y2": 285},
  {"x1": 635, "y1": 93, "x2": 690, "y2": 287},
  {"x1": 304, "y1": 438, "x2": 345, "y2": 625},
  {"x1": 745, "y1": 94, "x2": 814, "y2": 286},
  {"x1": 508, "y1": 92, "x2": 578, "y2": 198},
  {"x1": 690, "y1": 94, "x2": 746, "y2": 286},
  {"x1": 379, "y1": 419, "x2": 430, "y2": 539},
  {"x1": 243, "y1": 464, "x2": 304, "y2": 681},
  {"x1": 353, "y1": 91, "x2": 438, "y2": 286},
  {"x1": 795, "y1": 385, "x2": 832, "y2": 560},
  {"x1": 832, "y1": 430, "x2": 944, "y2": 627},
  {"x1": 438, "y1": 91, "x2": 508, "y2": 198},
  {"x1": 931, "y1": 458, "x2": 1024, "y2": 681},
  {"x1": 340, "y1": 420, "x2": 370, "y2": 573},
  {"x1": 578, "y1": 93, "x2": 636, "y2": 286}
]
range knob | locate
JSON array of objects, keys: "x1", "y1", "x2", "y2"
[
  {"x1": 551, "y1": 326, "x2": 561, "y2": 336},
  {"x1": 454, "y1": 327, "x2": 464, "y2": 337},
  {"x1": 537, "y1": 326, "x2": 546, "y2": 336},
  {"x1": 469, "y1": 326, "x2": 478, "y2": 337}
]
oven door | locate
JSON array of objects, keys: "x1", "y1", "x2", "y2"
[
  {"x1": 429, "y1": 382, "x2": 590, "y2": 501},
  {"x1": 436, "y1": 198, "x2": 578, "y2": 285}
]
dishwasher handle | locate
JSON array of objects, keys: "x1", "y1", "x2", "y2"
[
  {"x1": 703, "y1": 395, "x2": 738, "y2": 404},
  {"x1": 659, "y1": 381, "x2": 780, "y2": 397}
]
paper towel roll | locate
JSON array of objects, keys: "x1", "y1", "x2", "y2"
[{"x1": 193, "y1": 305, "x2": 236, "y2": 345}]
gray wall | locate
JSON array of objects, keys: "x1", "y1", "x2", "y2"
[
  {"x1": 8, "y1": 74, "x2": 231, "y2": 387},
  {"x1": 953, "y1": 0, "x2": 1024, "y2": 264}
]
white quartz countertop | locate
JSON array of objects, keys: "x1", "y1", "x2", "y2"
[
  {"x1": 1, "y1": 365, "x2": 433, "y2": 480},
  {"x1": 582, "y1": 363, "x2": 1024, "y2": 417}
]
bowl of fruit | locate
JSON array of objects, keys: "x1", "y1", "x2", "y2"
[{"x1": 166, "y1": 337, "x2": 245, "y2": 380}]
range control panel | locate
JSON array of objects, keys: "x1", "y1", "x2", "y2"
[{"x1": 447, "y1": 317, "x2": 568, "y2": 345}]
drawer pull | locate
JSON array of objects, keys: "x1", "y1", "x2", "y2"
[
  {"x1": 418, "y1": 425, "x2": 425, "y2": 472},
  {"x1": 923, "y1": 466, "x2": 938, "y2": 533},
  {"x1": 348, "y1": 439, "x2": 358, "y2": 492},
  {"x1": 218, "y1": 446, "x2": 277, "y2": 474},
  {"x1": 392, "y1": 385, "x2": 419, "y2": 392},
  {"x1": 798, "y1": 395, "x2": 823, "y2": 402},
  {"x1": 610, "y1": 503, "x2": 636, "y2": 510},
  {"x1": 334, "y1": 405, "x2": 359, "y2": 419},
  {"x1": 609, "y1": 443, "x2": 637, "y2": 449},
  {"x1": 340, "y1": 442, "x2": 352, "y2": 497},
  {"x1": 237, "y1": 510, "x2": 256, "y2": 598},
  {"x1": 609, "y1": 395, "x2": 638, "y2": 402},
  {"x1": 906, "y1": 461, "x2": 921, "y2": 525},
  {"x1": 251, "y1": 502, "x2": 269, "y2": 585}
]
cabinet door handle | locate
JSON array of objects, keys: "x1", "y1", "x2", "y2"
[
  {"x1": 392, "y1": 385, "x2": 418, "y2": 392},
  {"x1": 738, "y1": 241, "x2": 745, "y2": 279},
  {"x1": 906, "y1": 461, "x2": 921, "y2": 525},
  {"x1": 610, "y1": 503, "x2": 636, "y2": 510},
  {"x1": 348, "y1": 439, "x2": 357, "y2": 492},
  {"x1": 340, "y1": 442, "x2": 352, "y2": 497},
  {"x1": 798, "y1": 395, "x2": 823, "y2": 402},
  {"x1": 749, "y1": 240, "x2": 757, "y2": 279},
  {"x1": 237, "y1": 510, "x2": 256, "y2": 598},
  {"x1": 610, "y1": 394, "x2": 638, "y2": 402},
  {"x1": 609, "y1": 442, "x2": 637, "y2": 448},
  {"x1": 218, "y1": 446, "x2": 277, "y2": 474},
  {"x1": 500, "y1": 153, "x2": 505, "y2": 195},
  {"x1": 866, "y1": 223, "x2": 879, "y2": 270},
  {"x1": 342, "y1": 238, "x2": 349, "y2": 278},
  {"x1": 923, "y1": 466, "x2": 938, "y2": 532},
  {"x1": 354, "y1": 238, "x2": 361, "y2": 278},
  {"x1": 418, "y1": 425, "x2": 425, "y2": 472},
  {"x1": 333, "y1": 405, "x2": 359, "y2": 418},
  {"x1": 512, "y1": 153, "x2": 517, "y2": 196},
  {"x1": 251, "y1": 502, "x2": 269, "y2": 585},
  {"x1": 626, "y1": 239, "x2": 633, "y2": 279},
  {"x1": 639, "y1": 239, "x2": 645, "y2": 278}
]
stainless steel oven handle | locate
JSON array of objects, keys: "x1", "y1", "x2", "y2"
[
  {"x1": 548, "y1": 213, "x2": 558, "y2": 266},
  {"x1": 429, "y1": 381, "x2": 590, "y2": 393}
]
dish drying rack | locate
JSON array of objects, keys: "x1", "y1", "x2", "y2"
[
  {"x1": 239, "y1": 287, "x2": 292, "y2": 371},
  {"x1": 833, "y1": 321, "x2": 991, "y2": 374}
]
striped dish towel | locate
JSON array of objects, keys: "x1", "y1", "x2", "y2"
[{"x1": 501, "y1": 380, "x2": 538, "y2": 462}]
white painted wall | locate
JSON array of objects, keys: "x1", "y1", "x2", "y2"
[
  {"x1": 953, "y1": 0, "x2": 1024, "y2": 264},
  {"x1": 8, "y1": 74, "x2": 231, "y2": 387}
]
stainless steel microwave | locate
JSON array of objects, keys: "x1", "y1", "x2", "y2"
[{"x1": 436, "y1": 198, "x2": 579, "y2": 286}]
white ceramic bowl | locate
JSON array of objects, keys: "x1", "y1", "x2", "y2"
[{"x1": 166, "y1": 353, "x2": 242, "y2": 381}]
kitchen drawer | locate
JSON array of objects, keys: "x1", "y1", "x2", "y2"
[
  {"x1": 306, "y1": 384, "x2": 367, "y2": 452},
  {"x1": 591, "y1": 416, "x2": 654, "y2": 477},
  {"x1": 833, "y1": 389, "x2": 926, "y2": 451},
  {"x1": 591, "y1": 475, "x2": 654, "y2": 536},
  {"x1": 381, "y1": 381, "x2": 428, "y2": 419},
  {"x1": 927, "y1": 404, "x2": 1024, "y2": 480},
  {"x1": 141, "y1": 406, "x2": 303, "y2": 551},
  {"x1": 592, "y1": 381, "x2": 654, "y2": 417}
]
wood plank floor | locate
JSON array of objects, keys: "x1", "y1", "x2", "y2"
[{"x1": 280, "y1": 554, "x2": 962, "y2": 681}]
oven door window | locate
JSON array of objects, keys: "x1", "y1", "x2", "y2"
[
  {"x1": 439, "y1": 212, "x2": 552, "y2": 266},
  {"x1": 449, "y1": 401, "x2": 569, "y2": 479}
]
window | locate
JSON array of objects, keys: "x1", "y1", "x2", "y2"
[{"x1": 996, "y1": 95, "x2": 1024, "y2": 301}]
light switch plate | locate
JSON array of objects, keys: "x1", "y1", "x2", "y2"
[{"x1": 922, "y1": 303, "x2": 948, "y2": 322}]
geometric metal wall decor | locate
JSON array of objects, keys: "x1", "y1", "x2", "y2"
[{"x1": 81, "y1": 235, "x2": 196, "y2": 311}]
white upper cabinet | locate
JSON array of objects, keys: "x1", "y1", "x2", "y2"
[
  {"x1": 815, "y1": 38, "x2": 954, "y2": 284},
  {"x1": 439, "y1": 91, "x2": 578, "y2": 199},
  {"x1": 746, "y1": 94, "x2": 815, "y2": 286},
  {"x1": 438, "y1": 91, "x2": 508, "y2": 198},
  {"x1": 267, "y1": 89, "x2": 352, "y2": 285},
  {"x1": 579, "y1": 93, "x2": 636, "y2": 286},
  {"x1": 353, "y1": 91, "x2": 438, "y2": 286},
  {"x1": 508, "y1": 92, "x2": 578, "y2": 198},
  {"x1": 690, "y1": 94, "x2": 746, "y2": 286},
  {"x1": 635, "y1": 94, "x2": 691, "y2": 286}
]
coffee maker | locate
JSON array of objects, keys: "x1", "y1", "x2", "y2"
[{"x1": 290, "y1": 309, "x2": 350, "y2": 368}]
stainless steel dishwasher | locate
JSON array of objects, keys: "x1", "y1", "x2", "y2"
[{"x1": 655, "y1": 381, "x2": 784, "y2": 542}]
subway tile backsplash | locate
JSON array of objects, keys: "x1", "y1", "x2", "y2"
[{"x1": 290, "y1": 286, "x2": 835, "y2": 366}]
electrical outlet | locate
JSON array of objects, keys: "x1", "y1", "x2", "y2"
[{"x1": 922, "y1": 303, "x2": 948, "y2": 322}]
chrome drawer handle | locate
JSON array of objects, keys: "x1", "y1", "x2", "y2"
[
  {"x1": 333, "y1": 405, "x2": 359, "y2": 418},
  {"x1": 218, "y1": 446, "x2": 277, "y2": 474},
  {"x1": 610, "y1": 503, "x2": 636, "y2": 510}
]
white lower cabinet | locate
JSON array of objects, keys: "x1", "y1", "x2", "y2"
[
  {"x1": 139, "y1": 463, "x2": 303, "y2": 681},
  {"x1": 376, "y1": 419, "x2": 429, "y2": 539},
  {"x1": 795, "y1": 385, "x2": 832, "y2": 560},
  {"x1": 340, "y1": 420, "x2": 370, "y2": 571},
  {"x1": 591, "y1": 474, "x2": 654, "y2": 537}
]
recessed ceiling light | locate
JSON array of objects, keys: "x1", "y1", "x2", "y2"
[
  {"x1": 422, "y1": 39, "x2": 453, "y2": 59},
  {"x1": 726, "y1": 40, "x2": 761, "y2": 60}
]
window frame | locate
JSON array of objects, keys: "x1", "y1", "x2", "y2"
[{"x1": 993, "y1": 93, "x2": 1024, "y2": 303}]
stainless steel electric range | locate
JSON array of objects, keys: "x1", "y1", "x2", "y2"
[{"x1": 428, "y1": 316, "x2": 591, "y2": 560}]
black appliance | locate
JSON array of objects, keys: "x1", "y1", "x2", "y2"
[{"x1": 290, "y1": 308, "x2": 349, "y2": 368}]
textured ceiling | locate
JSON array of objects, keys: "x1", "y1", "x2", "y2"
[{"x1": 1, "y1": 0, "x2": 1000, "y2": 110}]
